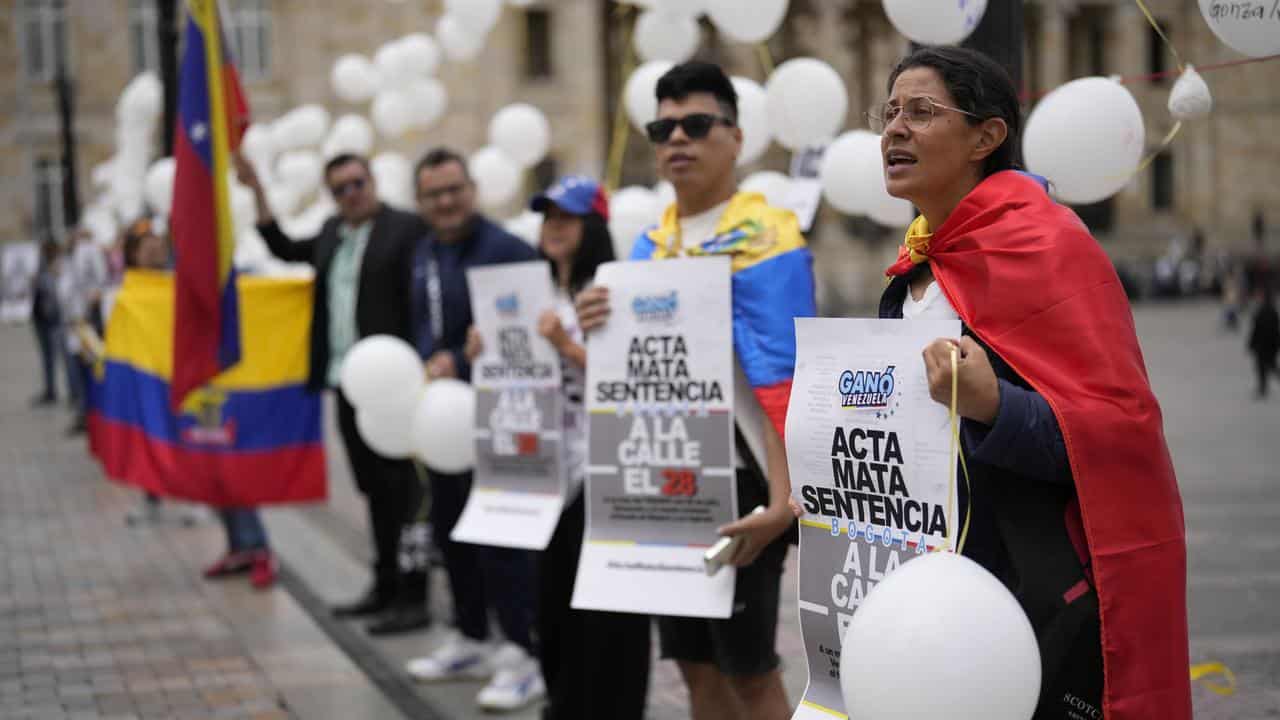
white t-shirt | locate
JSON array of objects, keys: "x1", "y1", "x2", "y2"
[
  {"x1": 902, "y1": 280, "x2": 960, "y2": 321},
  {"x1": 555, "y1": 287, "x2": 588, "y2": 497},
  {"x1": 676, "y1": 199, "x2": 759, "y2": 470}
]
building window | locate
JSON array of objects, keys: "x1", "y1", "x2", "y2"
[
  {"x1": 33, "y1": 157, "x2": 66, "y2": 244},
  {"x1": 1068, "y1": 6, "x2": 1108, "y2": 79},
  {"x1": 524, "y1": 9, "x2": 553, "y2": 80},
  {"x1": 1152, "y1": 151, "x2": 1174, "y2": 211},
  {"x1": 226, "y1": 0, "x2": 271, "y2": 81},
  {"x1": 20, "y1": 0, "x2": 68, "y2": 83},
  {"x1": 129, "y1": 0, "x2": 161, "y2": 74},
  {"x1": 1148, "y1": 20, "x2": 1168, "y2": 84}
]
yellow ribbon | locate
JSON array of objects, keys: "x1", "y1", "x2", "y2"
[
  {"x1": 905, "y1": 215, "x2": 933, "y2": 266},
  {"x1": 1190, "y1": 662, "x2": 1237, "y2": 696}
]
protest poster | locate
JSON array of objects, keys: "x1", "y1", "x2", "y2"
[
  {"x1": 787, "y1": 317, "x2": 960, "y2": 719},
  {"x1": 571, "y1": 257, "x2": 737, "y2": 618},
  {"x1": 1, "y1": 242, "x2": 38, "y2": 324},
  {"x1": 450, "y1": 261, "x2": 566, "y2": 550}
]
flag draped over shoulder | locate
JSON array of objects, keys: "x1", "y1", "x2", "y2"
[
  {"x1": 170, "y1": 0, "x2": 250, "y2": 409},
  {"x1": 87, "y1": 272, "x2": 326, "y2": 507}
]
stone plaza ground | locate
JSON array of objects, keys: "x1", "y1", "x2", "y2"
[{"x1": 1, "y1": 300, "x2": 1277, "y2": 719}]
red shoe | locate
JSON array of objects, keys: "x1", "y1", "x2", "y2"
[
  {"x1": 250, "y1": 550, "x2": 277, "y2": 590},
  {"x1": 203, "y1": 551, "x2": 253, "y2": 579}
]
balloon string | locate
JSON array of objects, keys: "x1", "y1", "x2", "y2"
[
  {"x1": 1133, "y1": 120, "x2": 1183, "y2": 176},
  {"x1": 1019, "y1": 53, "x2": 1280, "y2": 103},
  {"x1": 605, "y1": 4, "x2": 638, "y2": 192},
  {"x1": 1133, "y1": 0, "x2": 1184, "y2": 73},
  {"x1": 410, "y1": 458, "x2": 431, "y2": 522},
  {"x1": 947, "y1": 346, "x2": 972, "y2": 555},
  {"x1": 1190, "y1": 662, "x2": 1237, "y2": 696}
]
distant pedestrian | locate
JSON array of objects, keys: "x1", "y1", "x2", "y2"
[
  {"x1": 30, "y1": 240, "x2": 67, "y2": 408},
  {"x1": 1248, "y1": 286, "x2": 1279, "y2": 400}
]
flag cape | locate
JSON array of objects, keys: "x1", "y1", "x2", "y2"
[
  {"x1": 170, "y1": 0, "x2": 250, "y2": 409},
  {"x1": 629, "y1": 191, "x2": 817, "y2": 439},
  {"x1": 890, "y1": 170, "x2": 1190, "y2": 719},
  {"x1": 87, "y1": 271, "x2": 326, "y2": 507}
]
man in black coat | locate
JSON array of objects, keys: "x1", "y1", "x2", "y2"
[{"x1": 237, "y1": 152, "x2": 431, "y2": 635}]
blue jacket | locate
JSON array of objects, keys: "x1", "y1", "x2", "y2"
[{"x1": 409, "y1": 215, "x2": 538, "y2": 382}]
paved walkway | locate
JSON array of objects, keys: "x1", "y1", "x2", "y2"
[{"x1": 2, "y1": 299, "x2": 1278, "y2": 719}]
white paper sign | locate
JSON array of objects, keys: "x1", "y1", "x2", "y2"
[
  {"x1": 451, "y1": 261, "x2": 566, "y2": 550},
  {"x1": 787, "y1": 318, "x2": 960, "y2": 720},
  {"x1": 1, "y1": 242, "x2": 39, "y2": 324},
  {"x1": 571, "y1": 257, "x2": 737, "y2": 618}
]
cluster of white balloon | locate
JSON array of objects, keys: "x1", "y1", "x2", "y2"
[
  {"x1": 341, "y1": 334, "x2": 477, "y2": 474},
  {"x1": 80, "y1": 73, "x2": 165, "y2": 249}
]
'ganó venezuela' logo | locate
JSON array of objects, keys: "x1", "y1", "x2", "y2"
[
  {"x1": 632, "y1": 291, "x2": 678, "y2": 323},
  {"x1": 839, "y1": 366, "x2": 895, "y2": 410}
]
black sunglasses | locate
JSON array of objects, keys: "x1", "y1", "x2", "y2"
[
  {"x1": 329, "y1": 177, "x2": 367, "y2": 198},
  {"x1": 645, "y1": 113, "x2": 735, "y2": 143}
]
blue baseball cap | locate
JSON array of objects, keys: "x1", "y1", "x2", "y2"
[{"x1": 529, "y1": 175, "x2": 610, "y2": 221}]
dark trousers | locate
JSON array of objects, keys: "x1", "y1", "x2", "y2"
[
  {"x1": 220, "y1": 508, "x2": 269, "y2": 552},
  {"x1": 1256, "y1": 354, "x2": 1277, "y2": 397},
  {"x1": 32, "y1": 320, "x2": 59, "y2": 399},
  {"x1": 429, "y1": 468, "x2": 538, "y2": 652},
  {"x1": 336, "y1": 391, "x2": 427, "y2": 600},
  {"x1": 538, "y1": 492, "x2": 650, "y2": 720}
]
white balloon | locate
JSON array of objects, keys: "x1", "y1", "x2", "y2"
[
  {"x1": 276, "y1": 150, "x2": 324, "y2": 195},
  {"x1": 653, "y1": 180, "x2": 676, "y2": 209},
  {"x1": 609, "y1": 186, "x2": 662, "y2": 259},
  {"x1": 469, "y1": 146, "x2": 522, "y2": 209},
  {"x1": 765, "y1": 58, "x2": 848, "y2": 150},
  {"x1": 371, "y1": 152, "x2": 413, "y2": 210},
  {"x1": 507, "y1": 0, "x2": 537, "y2": 6},
  {"x1": 374, "y1": 40, "x2": 417, "y2": 86},
  {"x1": 229, "y1": 180, "x2": 257, "y2": 232},
  {"x1": 398, "y1": 33, "x2": 442, "y2": 76},
  {"x1": 265, "y1": 183, "x2": 304, "y2": 218},
  {"x1": 322, "y1": 114, "x2": 375, "y2": 159},
  {"x1": 357, "y1": 406, "x2": 419, "y2": 459},
  {"x1": 731, "y1": 77, "x2": 771, "y2": 166},
  {"x1": 504, "y1": 210, "x2": 544, "y2": 247},
  {"x1": 624, "y1": 60, "x2": 675, "y2": 132},
  {"x1": 330, "y1": 54, "x2": 381, "y2": 103},
  {"x1": 340, "y1": 335, "x2": 426, "y2": 417},
  {"x1": 704, "y1": 0, "x2": 788, "y2": 43},
  {"x1": 81, "y1": 207, "x2": 118, "y2": 249},
  {"x1": 91, "y1": 161, "x2": 114, "y2": 189},
  {"x1": 272, "y1": 105, "x2": 330, "y2": 151},
  {"x1": 1198, "y1": 0, "x2": 1280, "y2": 58},
  {"x1": 405, "y1": 78, "x2": 449, "y2": 130},
  {"x1": 1023, "y1": 77, "x2": 1145, "y2": 205},
  {"x1": 819, "y1": 130, "x2": 913, "y2": 226},
  {"x1": 883, "y1": 0, "x2": 988, "y2": 45},
  {"x1": 634, "y1": 10, "x2": 702, "y2": 63},
  {"x1": 445, "y1": 0, "x2": 503, "y2": 34},
  {"x1": 240, "y1": 123, "x2": 276, "y2": 172},
  {"x1": 143, "y1": 157, "x2": 176, "y2": 216},
  {"x1": 437, "y1": 14, "x2": 486, "y2": 62},
  {"x1": 117, "y1": 72, "x2": 163, "y2": 126},
  {"x1": 841, "y1": 552, "x2": 1040, "y2": 720},
  {"x1": 371, "y1": 90, "x2": 414, "y2": 139},
  {"x1": 1168, "y1": 65, "x2": 1212, "y2": 121},
  {"x1": 741, "y1": 170, "x2": 792, "y2": 208},
  {"x1": 489, "y1": 103, "x2": 552, "y2": 169},
  {"x1": 234, "y1": 227, "x2": 271, "y2": 271},
  {"x1": 411, "y1": 378, "x2": 477, "y2": 472},
  {"x1": 281, "y1": 198, "x2": 333, "y2": 238}
]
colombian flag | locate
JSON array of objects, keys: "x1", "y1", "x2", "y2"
[
  {"x1": 170, "y1": 0, "x2": 250, "y2": 410},
  {"x1": 629, "y1": 191, "x2": 817, "y2": 440},
  {"x1": 87, "y1": 272, "x2": 326, "y2": 506}
]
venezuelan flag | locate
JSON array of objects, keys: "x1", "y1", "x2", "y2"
[
  {"x1": 629, "y1": 191, "x2": 817, "y2": 438},
  {"x1": 87, "y1": 272, "x2": 326, "y2": 507},
  {"x1": 170, "y1": 0, "x2": 250, "y2": 409}
]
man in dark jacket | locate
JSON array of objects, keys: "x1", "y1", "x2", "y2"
[
  {"x1": 1249, "y1": 285, "x2": 1279, "y2": 399},
  {"x1": 402, "y1": 148, "x2": 546, "y2": 712},
  {"x1": 237, "y1": 152, "x2": 431, "y2": 634}
]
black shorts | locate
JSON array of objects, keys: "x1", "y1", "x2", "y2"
[{"x1": 656, "y1": 469, "x2": 788, "y2": 677}]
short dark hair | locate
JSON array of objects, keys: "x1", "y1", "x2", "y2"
[
  {"x1": 655, "y1": 61, "x2": 738, "y2": 124},
  {"x1": 323, "y1": 153, "x2": 370, "y2": 182},
  {"x1": 887, "y1": 46, "x2": 1024, "y2": 178},
  {"x1": 414, "y1": 147, "x2": 471, "y2": 183}
]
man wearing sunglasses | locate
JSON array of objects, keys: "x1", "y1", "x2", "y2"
[
  {"x1": 576, "y1": 61, "x2": 816, "y2": 720},
  {"x1": 237, "y1": 152, "x2": 433, "y2": 635}
]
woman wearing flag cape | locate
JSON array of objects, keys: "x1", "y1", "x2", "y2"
[{"x1": 870, "y1": 47, "x2": 1190, "y2": 719}]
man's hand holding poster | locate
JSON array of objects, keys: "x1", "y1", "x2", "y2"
[
  {"x1": 451, "y1": 261, "x2": 566, "y2": 550},
  {"x1": 571, "y1": 257, "x2": 737, "y2": 618},
  {"x1": 787, "y1": 318, "x2": 960, "y2": 719}
]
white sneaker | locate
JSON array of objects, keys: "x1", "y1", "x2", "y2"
[
  {"x1": 406, "y1": 631, "x2": 493, "y2": 682},
  {"x1": 475, "y1": 643, "x2": 546, "y2": 711}
]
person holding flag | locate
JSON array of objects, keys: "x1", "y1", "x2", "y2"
[{"x1": 575, "y1": 61, "x2": 815, "y2": 720}]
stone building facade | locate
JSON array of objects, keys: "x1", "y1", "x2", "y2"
[{"x1": 1, "y1": 0, "x2": 1275, "y2": 308}]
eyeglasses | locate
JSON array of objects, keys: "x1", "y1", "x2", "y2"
[
  {"x1": 417, "y1": 182, "x2": 469, "y2": 203},
  {"x1": 868, "y1": 96, "x2": 980, "y2": 134},
  {"x1": 329, "y1": 177, "x2": 367, "y2": 198},
  {"x1": 645, "y1": 113, "x2": 735, "y2": 144}
]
